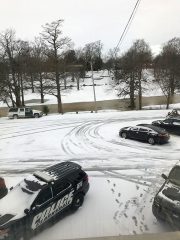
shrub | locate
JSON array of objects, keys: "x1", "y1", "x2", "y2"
[{"x1": 42, "y1": 105, "x2": 49, "y2": 115}]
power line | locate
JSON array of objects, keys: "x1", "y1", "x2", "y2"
[{"x1": 114, "y1": 0, "x2": 141, "y2": 57}]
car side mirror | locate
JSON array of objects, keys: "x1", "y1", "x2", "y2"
[
  {"x1": 24, "y1": 209, "x2": 30, "y2": 215},
  {"x1": 161, "y1": 173, "x2": 168, "y2": 180}
]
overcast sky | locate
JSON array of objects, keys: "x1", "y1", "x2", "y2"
[{"x1": 0, "y1": 0, "x2": 180, "y2": 55}]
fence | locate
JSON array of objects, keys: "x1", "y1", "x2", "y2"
[{"x1": 1, "y1": 94, "x2": 180, "y2": 117}]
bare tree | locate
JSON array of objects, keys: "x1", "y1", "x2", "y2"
[
  {"x1": 114, "y1": 39, "x2": 152, "y2": 110},
  {"x1": 31, "y1": 37, "x2": 48, "y2": 103},
  {"x1": 154, "y1": 38, "x2": 180, "y2": 109},
  {"x1": 83, "y1": 41, "x2": 103, "y2": 71},
  {"x1": 131, "y1": 39, "x2": 152, "y2": 109},
  {"x1": 41, "y1": 19, "x2": 71, "y2": 113},
  {"x1": 0, "y1": 29, "x2": 22, "y2": 107}
]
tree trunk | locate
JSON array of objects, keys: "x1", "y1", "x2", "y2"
[
  {"x1": 56, "y1": 72, "x2": 63, "y2": 114},
  {"x1": 166, "y1": 91, "x2": 171, "y2": 109},
  {"x1": 64, "y1": 76, "x2": 67, "y2": 89},
  {"x1": 138, "y1": 71, "x2": 142, "y2": 110},
  {"x1": 39, "y1": 72, "x2": 44, "y2": 103},
  {"x1": 8, "y1": 88, "x2": 15, "y2": 107},
  {"x1": 20, "y1": 74, "x2": 25, "y2": 106},
  {"x1": 130, "y1": 73, "x2": 135, "y2": 109},
  {"x1": 77, "y1": 76, "x2": 80, "y2": 91},
  {"x1": 30, "y1": 73, "x2": 35, "y2": 93},
  {"x1": 13, "y1": 74, "x2": 21, "y2": 107},
  {"x1": 71, "y1": 72, "x2": 75, "y2": 82}
]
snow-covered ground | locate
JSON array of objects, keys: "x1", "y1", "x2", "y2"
[{"x1": 0, "y1": 109, "x2": 179, "y2": 239}]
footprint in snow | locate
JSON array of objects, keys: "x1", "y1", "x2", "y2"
[
  {"x1": 111, "y1": 188, "x2": 115, "y2": 193},
  {"x1": 119, "y1": 202, "x2": 123, "y2": 208},
  {"x1": 113, "y1": 211, "x2": 118, "y2": 220},
  {"x1": 144, "y1": 224, "x2": 149, "y2": 231},
  {"x1": 140, "y1": 226, "x2": 143, "y2": 232},
  {"x1": 132, "y1": 216, "x2": 138, "y2": 226}
]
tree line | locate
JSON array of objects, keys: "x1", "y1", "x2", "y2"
[
  {"x1": 107, "y1": 38, "x2": 180, "y2": 109},
  {"x1": 0, "y1": 18, "x2": 180, "y2": 112},
  {"x1": 0, "y1": 19, "x2": 103, "y2": 113}
]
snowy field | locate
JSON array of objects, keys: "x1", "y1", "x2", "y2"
[{"x1": 0, "y1": 109, "x2": 179, "y2": 239}]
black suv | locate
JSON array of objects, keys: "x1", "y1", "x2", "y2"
[
  {"x1": 152, "y1": 118, "x2": 180, "y2": 135},
  {"x1": 152, "y1": 164, "x2": 180, "y2": 228},
  {"x1": 0, "y1": 162, "x2": 89, "y2": 240}
]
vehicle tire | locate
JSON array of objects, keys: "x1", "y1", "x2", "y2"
[
  {"x1": 148, "y1": 137, "x2": 155, "y2": 145},
  {"x1": 121, "y1": 132, "x2": 127, "y2": 139},
  {"x1": 13, "y1": 114, "x2": 18, "y2": 119},
  {"x1": 34, "y1": 113, "x2": 39, "y2": 118},
  {"x1": 71, "y1": 193, "x2": 84, "y2": 211}
]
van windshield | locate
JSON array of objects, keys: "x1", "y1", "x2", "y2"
[{"x1": 169, "y1": 166, "x2": 180, "y2": 186}]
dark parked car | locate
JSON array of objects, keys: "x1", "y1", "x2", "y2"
[
  {"x1": 0, "y1": 162, "x2": 89, "y2": 240},
  {"x1": 119, "y1": 124, "x2": 170, "y2": 144},
  {"x1": 152, "y1": 118, "x2": 180, "y2": 135},
  {"x1": 152, "y1": 163, "x2": 180, "y2": 228}
]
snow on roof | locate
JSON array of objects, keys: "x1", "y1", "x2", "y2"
[{"x1": 0, "y1": 175, "x2": 46, "y2": 222}]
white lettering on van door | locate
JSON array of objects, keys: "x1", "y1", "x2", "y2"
[{"x1": 31, "y1": 190, "x2": 74, "y2": 230}]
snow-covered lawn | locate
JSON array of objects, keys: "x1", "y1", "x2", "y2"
[{"x1": 0, "y1": 109, "x2": 179, "y2": 239}]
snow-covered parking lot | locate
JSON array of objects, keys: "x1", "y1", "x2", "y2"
[{"x1": 0, "y1": 109, "x2": 179, "y2": 239}]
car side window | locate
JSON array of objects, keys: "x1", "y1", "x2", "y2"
[
  {"x1": 139, "y1": 128, "x2": 148, "y2": 132},
  {"x1": 20, "y1": 108, "x2": 24, "y2": 112},
  {"x1": 131, "y1": 127, "x2": 138, "y2": 131},
  {"x1": 52, "y1": 182, "x2": 71, "y2": 196},
  {"x1": 164, "y1": 119, "x2": 171, "y2": 124},
  {"x1": 33, "y1": 187, "x2": 53, "y2": 206},
  {"x1": 9, "y1": 108, "x2": 18, "y2": 112}
]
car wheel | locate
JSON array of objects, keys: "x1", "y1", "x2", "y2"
[
  {"x1": 13, "y1": 115, "x2": 18, "y2": 119},
  {"x1": 71, "y1": 193, "x2": 84, "y2": 211},
  {"x1": 121, "y1": 132, "x2": 127, "y2": 139},
  {"x1": 34, "y1": 113, "x2": 39, "y2": 118},
  {"x1": 148, "y1": 137, "x2": 155, "y2": 145}
]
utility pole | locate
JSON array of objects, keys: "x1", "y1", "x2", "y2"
[{"x1": 90, "y1": 60, "x2": 97, "y2": 113}]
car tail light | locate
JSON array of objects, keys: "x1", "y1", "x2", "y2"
[
  {"x1": 159, "y1": 133, "x2": 168, "y2": 137},
  {"x1": 83, "y1": 174, "x2": 89, "y2": 182}
]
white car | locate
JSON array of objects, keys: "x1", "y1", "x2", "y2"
[{"x1": 8, "y1": 107, "x2": 43, "y2": 119}]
